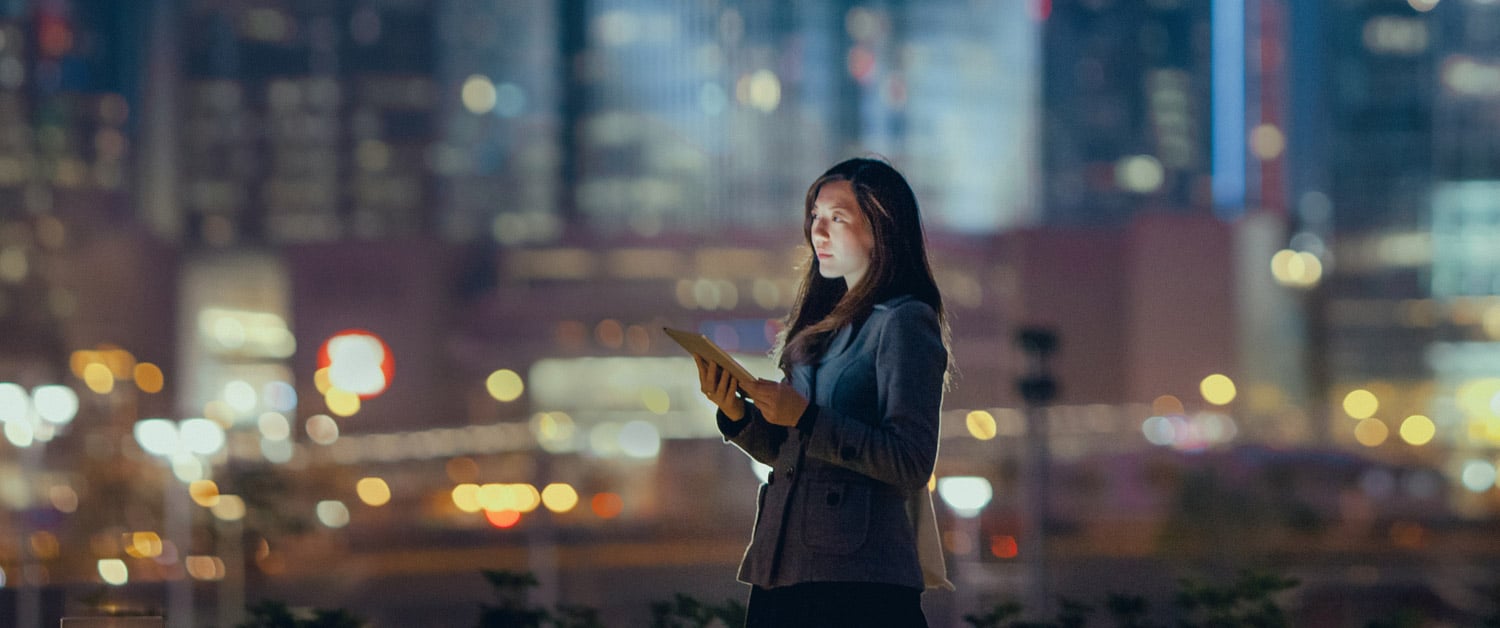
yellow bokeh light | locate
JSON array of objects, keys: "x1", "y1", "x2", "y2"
[
  {"x1": 1399, "y1": 415, "x2": 1436, "y2": 446},
  {"x1": 98, "y1": 559, "x2": 128, "y2": 585},
  {"x1": 541, "y1": 483, "x2": 579, "y2": 513},
  {"x1": 325, "y1": 388, "x2": 361, "y2": 417},
  {"x1": 1200, "y1": 374, "x2": 1237, "y2": 406},
  {"x1": 486, "y1": 369, "x2": 524, "y2": 402},
  {"x1": 1250, "y1": 123, "x2": 1286, "y2": 161},
  {"x1": 640, "y1": 387, "x2": 670, "y2": 415},
  {"x1": 1270, "y1": 250, "x2": 1324, "y2": 288},
  {"x1": 1354, "y1": 418, "x2": 1389, "y2": 447},
  {"x1": 69, "y1": 350, "x2": 94, "y2": 379},
  {"x1": 737, "y1": 69, "x2": 782, "y2": 112},
  {"x1": 1343, "y1": 389, "x2": 1379, "y2": 419},
  {"x1": 134, "y1": 362, "x2": 164, "y2": 393},
  {"x1": 477, "y1": 483, "x2": 506, "y2": 511},
  {"x1": 1457, "y1": 378, "x2": 1500, "y2": 418},
  {"x1": 83, "y1": 362, "x2": 114, "y2": 394},
  {"x1": 461, "y1": 74, "x2": 497, "y2": 114},
  {"x1": 314, "y1": 367, "x2": 333, "y2": 394},
  {"x1": 129, "y1": 531, "x2": 163, "y2": 559},
  {"x1": 452, "y1": 483, "x2": 481, "y2": 513},
  {"x1": 186, "y1": 555, "x2": 226, "y2": 581},
  {"x1": 966, "y1": 410, "x2": 997, "y2": 440},
  {"x1": 211, "y1": 495, "x2": 246, "y2": 521},
  {"x1": 511, "y1": 484, "x2": 541, "y2": 513},
  {"x1": 356, "y1": 477, "x2": 392, "y2": 507},
  {"x1": 189, "y1": 480, "x2": 220, "y2": 507},
  {"x1": 1470, "y1": 417, "x2": 1500, "y2": 445}
]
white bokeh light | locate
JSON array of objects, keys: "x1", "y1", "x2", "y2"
[
  {"x1": 31, "y1": 385, "x2": 78, "y2": 425},
  {"x1": 134, "y1": 419, "x2": 180, "y2": 457},
  {"x1": 937, "y1": 476, "x2": 993, "y2": 518}
]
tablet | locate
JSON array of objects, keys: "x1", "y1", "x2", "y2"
[{"x1": 662, "y1": 327, "x2": 758, "y2": 385}]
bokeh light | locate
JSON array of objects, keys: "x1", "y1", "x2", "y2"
[
  {"x1": 1344, "y1": 389, "x2": 1379, "y2": 420},
  {"x1": 1354, "y1": 418, "x2": 1389, "y2": 447},
  {"x1": 966, "y1": 410, "x2": 997, "y2": 440},
  {"x1": 1461, "y1": 459, "x2": 1496, "y2": 492},
  {"x1": 189, "y1": 480, "x2": 220, "y2": 507},
  {"x1": 1399, "y1": 415, "x2": 1436, "y2": 446},
  {"x1": 591, "y1": 493, "x2": 624, "y2": 519},
  {"x1": 542, "y1": 483, "x2": 579, "y2": 513},
  {"x1": 1199, "y1": 374, "x2": 1237, "y2": 405},
  {"x1": 83, "y1": 362, "x2": 114, "y2": 394},
  {"x1": 316, "y1": 500, "x2": 351, "y2": 528},
  {"x1": 97, "y1": 559, "x2": 128, "y2": 585},
  {"x1": 211, "y1": 495, "x2": 246, "y2": 521},
  {"x1": 486, "y1": 369, "x2": 524, "y2": 402},
  {"x1": 452, "y1": 483, "x2": 482, "y2": 513},
  {"x1": 936, "y1": 476, "x2": 993, "y2": 517},
  {"x1": 357, "y1": 477, "x2": 392, "y2": 506},
  {"x1": 306, "y1": 414, "x2": 340, "y2": 445},
  {"x1": 618, "y1": 420, "x2": 662, "y2": 459},
  {"x1": 326, "y1": 388, "x2": 361, "y2": 417},
  {"x1": 485, "y1": 509, "x2": 521, "y2": 528}
]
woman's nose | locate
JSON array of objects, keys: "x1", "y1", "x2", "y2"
[{"x1": 810, "y1": 218, "x2": 829, "y2": 240}]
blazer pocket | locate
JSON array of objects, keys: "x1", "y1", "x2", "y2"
[{"x1": 802, "y1": 480, "x2": 871, "y2": 555}]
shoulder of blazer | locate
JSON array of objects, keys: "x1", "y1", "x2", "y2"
[{"x1": 872, "y1": 293, "x2": 918, "y2": 312}]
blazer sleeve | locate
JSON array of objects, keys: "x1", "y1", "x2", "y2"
[
  {"x1": 717, "y1": 399, "x2": 787, "y2": 466},
  {"x1": 801, "y1": 301, "x2": 944, "y2": 492}
]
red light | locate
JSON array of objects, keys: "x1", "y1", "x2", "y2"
[
  {"x1": 591, "y1": 493, "x2": 623, "y2": 519},
  {"x1": 990, "y1": 535, "x2": 1019, "y2": 559},
  {"x1": 485, "y1": 509, "x2": 521, "y2": 529},
  {"x1": 1029, "y1": 0, "x2": 1052, "y2": 22},
  {"x1": 847, "y1": 47, "x2": 876, "y2": 84}
]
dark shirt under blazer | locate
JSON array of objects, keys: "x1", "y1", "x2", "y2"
[{"x1": 718, "y1": 294, "x2": 945, "y2": 589}]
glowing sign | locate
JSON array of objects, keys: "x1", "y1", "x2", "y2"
[{"x1": 317, "y1": 330, "x2": 394, "y2": 399}]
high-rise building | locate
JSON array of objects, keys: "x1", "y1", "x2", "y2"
[
  {"x1": 1041, "y1": 0, "x2": 1214, "y2": 227},
  {"x1": 177, "y1": 0, "x2": 440, "y2": 246}
]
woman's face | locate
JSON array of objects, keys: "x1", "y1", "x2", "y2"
[{"x1": 809, "y1": 180, "x2": 875, "y2": 290}]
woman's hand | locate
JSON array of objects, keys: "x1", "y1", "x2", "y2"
[
  {"x1": 694, "y1": 356, "x2": 745, "y2": 420},
  {"x1": 742, "y1": 379, "x2": 809, "y2": 427}
]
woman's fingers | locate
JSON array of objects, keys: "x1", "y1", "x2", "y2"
[{"x1": 695, "y1": 356, "x2": 711, "y2": 391}]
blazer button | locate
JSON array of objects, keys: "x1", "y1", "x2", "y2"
[
  {"x1": 785, "y1": 465, "x2": 796, "y2": 478},
  {"x1": 840, "y1": 446, "x2": 857, "y2": 461}
]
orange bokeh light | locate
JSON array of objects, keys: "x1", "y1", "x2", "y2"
[
  {"x1": 591, "y1": 493, "x2": 623, "y2": 519},
  {"x1": 485, "y1": 509, "x2": 521, "y2": 529}
]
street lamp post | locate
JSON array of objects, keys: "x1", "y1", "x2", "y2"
[
  {"x1": 937, "y1": 475, "x2": 994, "y2": 626},
  {"x1": 1017, "y1": 328, "x2": 1058, "y2": 618}
]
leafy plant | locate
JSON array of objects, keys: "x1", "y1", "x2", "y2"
[
  {"x1": 239, "y1": 600, "x2": 365, "y2": 628},
  {"x1": 648, "y1": 593, "x2": 746, "y2": 628}
]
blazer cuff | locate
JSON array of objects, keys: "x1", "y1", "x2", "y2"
[
  {"x1": 794, "y1": 402, "x2": 819, "y2": 434},
  {"x1": 717, "y1": 407, "x2": 751, "y2": 438}
]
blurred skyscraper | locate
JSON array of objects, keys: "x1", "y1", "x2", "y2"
[
  {"x1": 175, "y1": 0, "x2": 438, "y2": 245},
  {"x1": 1287, "y1": 0, "x2": 1500, "y2": 474},
  {"x1": 1040, "y1": 0, "x2": 1213, "y2": 226}
]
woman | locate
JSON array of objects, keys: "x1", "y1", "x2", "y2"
[{"x1": 695, "y1": 157, "x2": 953, "y2": 627}]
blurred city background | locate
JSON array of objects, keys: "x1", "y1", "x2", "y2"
[{"x1": 0, "y1": 0, "x2": 1498, "y2": 625}]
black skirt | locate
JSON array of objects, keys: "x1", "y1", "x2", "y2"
[{"x1": 746, "y1": 581, "x2": 928, "y2": 628}]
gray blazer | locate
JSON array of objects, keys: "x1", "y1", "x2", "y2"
[{"x1": 718, "y1": 294, "x2": 945, "y2": 590}]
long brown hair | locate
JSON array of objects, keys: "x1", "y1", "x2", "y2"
[{"x1": 773, "y1": 157, "x2": 952, "y2": 386}]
